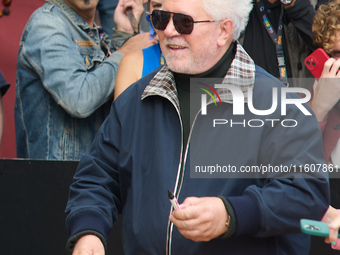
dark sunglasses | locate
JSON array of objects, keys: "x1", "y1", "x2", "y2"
[{"x1": 151, "y1": 10, "x2": 218, "y2": 35}]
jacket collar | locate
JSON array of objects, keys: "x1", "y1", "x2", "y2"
[
  {"x1": 46, "y1": 0, "x2": 91, "y2": 30},
  {"x1": 141, "y1": 41, "x2": 255, "y2": 110}
]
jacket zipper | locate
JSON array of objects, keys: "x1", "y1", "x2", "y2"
[
  {"x1": 165, "y1": 103, "x2": 204, "y2": 255},
  {"x1": 166, "y1": 101, "x2": 183, "y2": 255}
]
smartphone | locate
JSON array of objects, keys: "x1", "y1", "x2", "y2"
[
  {"x1": 304, "y1": 48, "x2": 329, "y2": 79},
  {"x1": 126, "y1": 7, "x2": 139, "y2": 34},
  {"x1": 300, "y1": 219, "x2": 340, "y2": 238}
]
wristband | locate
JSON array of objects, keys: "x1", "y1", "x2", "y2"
[
  {"x1": 331, "y1": 209, "x2": 340, "y2": 250},
  {"x1": 218, "y1": 196, "x2": 236, "y2": 238}
]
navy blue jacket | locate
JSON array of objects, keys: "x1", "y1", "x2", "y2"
[{"x1": 66, "y1": 45, "x2": 329, "y2": 255}]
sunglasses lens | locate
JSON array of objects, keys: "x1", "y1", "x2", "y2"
[
  {"x1": 173, "y1": 13, "x2": 194, "y2": 35},
  {"x1": 151, "y1": 10, "x2": 170, "y2": 30},
  {"x1": 151, "y1": 10, "x2": 194, "y2": 35}
]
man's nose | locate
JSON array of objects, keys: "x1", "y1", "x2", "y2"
[{"x1": 163, "y1": 16, "x2": 180, "y2": 36}]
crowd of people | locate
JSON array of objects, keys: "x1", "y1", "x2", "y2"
[{"x1": 1, "y1": 0, "x2": 340, "y2": 254}]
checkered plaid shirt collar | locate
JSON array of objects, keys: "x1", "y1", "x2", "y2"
[{"x1": 141, "y1": 41, "x2": 255, "y2": 110}]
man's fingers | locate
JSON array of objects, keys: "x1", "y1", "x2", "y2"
[{"x1": 170, "y1": 214, "x2": 201, "y2": 230}]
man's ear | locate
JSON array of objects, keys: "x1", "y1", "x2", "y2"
[{"x1": 217, "y1": 19, "x2": 234, "y2": 47}]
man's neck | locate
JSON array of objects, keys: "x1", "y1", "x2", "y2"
[
  {"x1": 174, "y1": 41, "x2": 236, "y2": 82},
  {"x1": 77, "y1": 10, "x2": 96, "y2": 27},
  {"x1": 64, "y1": 0, "x2": 96, "y2": 27},
  {"x1": 267, "y1": 0, "x2": 277, "y2": 4}
]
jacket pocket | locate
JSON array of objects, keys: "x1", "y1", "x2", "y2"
[{"x1": 78, "y1": 46, "x2": 105, "y2": 70}]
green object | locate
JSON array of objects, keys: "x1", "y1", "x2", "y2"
[{"x1": 300, "y1": 219, "x2": 340, "y2": 238}]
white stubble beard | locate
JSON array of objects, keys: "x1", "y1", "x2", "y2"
[{"x1": 162, "y1": 29, "x2": 219, "y2": 74}]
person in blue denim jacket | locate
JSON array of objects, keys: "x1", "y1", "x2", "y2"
[{"x1": 15, "y1": 0, "x2": 157, "y2": 160}]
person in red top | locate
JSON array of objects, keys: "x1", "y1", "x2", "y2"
[
  {"x1": 310, "y1": 0, "x2": 340, "y2": 250},
  {"x1": 310, "y1": 0, "x2": 340, "y2": 168}
]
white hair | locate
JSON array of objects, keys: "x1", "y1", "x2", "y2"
[{"x1": 201, "y1": 0, "x2": 253, "y2": 40}]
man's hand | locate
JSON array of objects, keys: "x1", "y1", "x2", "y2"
[
  {"x1": 311, "y1": 58, "x2": 340, "y2": 122},
  {"x1": 169, "y1": 197, "x2": 228, "y2": 242},
  {"x1": 114, "y1": 0, "x2": 146, "y2": 33},
  {"x1": 72, "y1": 235, "x2": 104, "y2": 255},
  {"x1": 116, "y1": 32, "x2": 157, "y2": 55}
]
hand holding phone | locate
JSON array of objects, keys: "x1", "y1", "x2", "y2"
[
  {"x1": 126, "y1": 7, "x2": 139, "y2": 34},
  {"x1": 300, "y1": 219, "x2": 340, "y2": 238},
  {"x1": 305, "y1": 48, "x2": 330, "y2": 79}
]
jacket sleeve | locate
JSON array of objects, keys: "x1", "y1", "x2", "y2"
[
  {"x1": 20, "y1": 11, "x2": 123, "y2": 118},
  {"x1": 65, "y1": 102, "x2": 122, "y2": 240},
  {"x1": 111, "y1": 29, "x2": 134, "y2": 51},
  {"x1": 283, "y1": 0, "x2": 317, "y2": 50},
  {"x1": 226, "y1": 87, "x2": 330, "y2": 237}
]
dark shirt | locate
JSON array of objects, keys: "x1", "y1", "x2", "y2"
[
  {"x1": 173, "y1": 41, "x2": 236, "y2": 148},
  {"x1": 243, "y1": 0, "x2": 292, "y2": 79}
]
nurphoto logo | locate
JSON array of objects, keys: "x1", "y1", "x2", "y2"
[{"x1": 199, "y1": 83, "x2": 312, "y2": 128}]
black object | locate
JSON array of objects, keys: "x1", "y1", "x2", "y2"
[
  {"x1": 1, "y1": 159, "x2": 340, "y2": 254},
  {"x1": 0, "y1": 159, "x2": 124, "y2": 255}
]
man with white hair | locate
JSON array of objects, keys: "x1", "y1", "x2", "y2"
[{"x1": 65, "y1": 0, "x2": 329, "y2": 254}]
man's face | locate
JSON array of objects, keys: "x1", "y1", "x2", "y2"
[
  {"x1": 157, "y1": 0, "x2": 223, "y2": 74},
  {"x1": 64, "y1": 0, "x2": 99, "y2": 12}
]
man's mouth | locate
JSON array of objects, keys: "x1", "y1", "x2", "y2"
[{"x1": 168, "y1": 45, "x2": 186, "y2": 49}]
